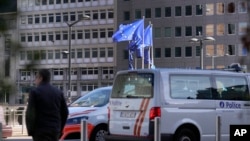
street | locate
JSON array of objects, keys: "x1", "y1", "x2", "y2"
[{"x1": 3, "y1": 136, "x2": 80, "y2": 141}]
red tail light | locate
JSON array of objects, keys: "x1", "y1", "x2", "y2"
[{"x1": 149, "y1": 107, "x2": 161, "y2": 120}]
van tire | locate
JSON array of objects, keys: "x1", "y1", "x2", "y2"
[
  {"x1": 174, "y1": 128, "x2": 198, "y2": 141},
  {"x1": 90, "y1": 125, "x2": 108, "y2": 141}
]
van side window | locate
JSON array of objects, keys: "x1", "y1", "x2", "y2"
[
  {"x1": 170, "y1": 75, "x2": 212, "y2": 99},
  {"x1": 112, "y1": 73, "x2": 154, "y2": 98},
  {"x1": 214, "y1": 76, "x2": 249, "y2": 100}
]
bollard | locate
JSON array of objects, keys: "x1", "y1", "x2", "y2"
[
  {"x1": 0, "y1": 122, "x2": 2, "y2": 139},
  {"x1": 216, "y1": 115, "x2": 221, "y2": 141},
  {"x1": 81, "y1": 120, "x2": 88, "y2": 141},
  {"x1": 154, "y1": 117, "x2": 161, "y2": 141},
  {"x1": 22, "y1": 109, "x2": 25, "y2": 134}
]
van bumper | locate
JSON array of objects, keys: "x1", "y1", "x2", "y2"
[{"x1": 104, "y1": 134, "x2": 173, "y2": 141}]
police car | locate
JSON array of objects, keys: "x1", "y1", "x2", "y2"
[{"x1": 60, "y1": 86, "x2": 112, "y2": 141}]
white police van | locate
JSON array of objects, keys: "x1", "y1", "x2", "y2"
[{"x1": 105, "y1": 68, "x2": 250, "y2": 141}]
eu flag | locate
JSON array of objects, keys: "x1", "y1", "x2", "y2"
[{"x1": 112, "y1": 19, "x2": 144, "y2": 42}]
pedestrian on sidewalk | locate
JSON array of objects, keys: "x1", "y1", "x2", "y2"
[{"x1": 25, "y1": 69, "x2": 69, "y2": 141}]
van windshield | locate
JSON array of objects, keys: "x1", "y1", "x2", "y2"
[{"x1": 112, "y1": 73, "x2": 153, "y2": 98}]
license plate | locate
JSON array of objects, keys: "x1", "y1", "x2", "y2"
[{"x1": 120, "y1": 111, "x2": 136, "y2": 118}]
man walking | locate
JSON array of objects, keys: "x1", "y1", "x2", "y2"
[{"x1": 25, "y1": 69, "x2": 69, "y2": 141}]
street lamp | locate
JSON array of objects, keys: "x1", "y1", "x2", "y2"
[
  {"x1": 65, "y1": 15, "x2": 90, "y2": 102},
  {"x1": 189, "y1": 36, "x2": 215, "y2": 69}
]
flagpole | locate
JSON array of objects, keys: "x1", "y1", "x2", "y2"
[
  {"x1": 142, "y1": 16, "x2": 145, "y2": 69},
  {"x1": 151, "y1": 23, "x2": 154, "y2": 68}
]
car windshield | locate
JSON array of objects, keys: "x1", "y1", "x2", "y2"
[{"x1": 70, "y1": 87, "x2": 112, "y2": 107}]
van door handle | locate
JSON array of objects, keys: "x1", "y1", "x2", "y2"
[{"x1": 244, "y1": 103, "x2": 250, "y2": 106}]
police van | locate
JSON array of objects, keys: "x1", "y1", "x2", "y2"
[{"x1": 105, "y1": 68, "x2": 250, "y2": 141}]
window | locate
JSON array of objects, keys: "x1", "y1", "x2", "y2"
[
  {"x1": 56, "y1": 32, "x2": 61, "y2": 40},
  {"x1": 48, "y1": 50, "x2": 54, "y2": 59},
  {"x1": 238, "y1": 44, "x2": 247, "y2": 56},
  {"x1": 238, "y1": 1, "x2": 247, "y2": 13},
  {"x1": 48, "y1": 32, "x2": 54, "y2": 41},
  {"x1": 196, "y1": 5, "x2": 203, "y2": 15},
  {"x1": 154, "y1": 48, "x2": 161, "y2": 58},
  {"x1": 77, "y1": 11, "x2": 83, "y2": 20},
  {"x1": 239, "y1": 22, "x2": 247, "y2": 35},
  {"x1": 42, "y1": 0, "x2": 47, "y2": 5},
  {"x1": 21, "y1": 16, "x2": 26, "y2": 24},
  {"x1": 63, "y1": 31, "x2": 68, "y2": 40},
  {"x1": 206, "y1": 24, "x2": 214, "y2": 36},
  {"x1": 135, "y1": 9, "x2": 142, "y2": 19},
  {"x1": 228, "y1": 45, "x2": 236, "y2": 55},
  {"x1": 77, "y1": 30, "x2": 83, "y2": 39},
  {"x1": 41, "y1": 50, "x2": 46, "y2": 59},
  {"x1": 206, "y1": 4, "x2": 214, "y2": 15},
  {"x1": 228, "y1": 23, "x2": 236, "y2": 34},
  {"x1": 21, "y1": 34, "x2": 26, "y2": 42},
  {"x1": 55, "y1": 50, "x2": 60, "y2": 59},
  {"x1": 100, "y1": 10, "x2": 106, "y2": 19},
  {"x1": 70, "y1": 12, "x2": 76, "y2": 21},
  {"x1": 63, "y1": 12, "x2": 68, "y2": 22},
  {"x1": 145, "y1": 8, "x2": 151, "y2": 18},
  {"x1": 49, "y1": 13, "x2": 54, "y2": 23},
  {"x1": 108, "y1": 28, "x2": 113, "y2": 38},
  {"x1": 27, "y1": 51, "x2": 32, "y2": 60},
  {"x1": 20, "y1": 51, "x2": 25, "y2": 60},
  {"x1": 165, "y1": 48, "x2": 171, "y2": 57},
  {"x1": 165, "y1": 7, "x2": 171, "y2": 17},
  {"x1": 108, "y1": 9, "x2": 114, "y2": 19},
  {"x1": 34, "y1": 33, "x2": 39, "y2": 41},
  {"x1": 155, "y1": 8, "x2": 161, "y2": 18},
  {"x1": 27, "y1": 33, "x2": 32, "y2": 42},
  {"x1": 206, "y1": 45, "x2": 215, "y2": 57},
  {"x1": 92, "y1": 29, "x2": 98, "y2": 38},
  {"x1": 185, "y1": 26, "x2": 192, "y2": 36},
  {"x1": 175, "y1": 47, "x2": 182, "y2": 57},
  {"x1": 154, "y1": 27, "x2": 161, "y2": 38},
  {"x1": 49, "y1": 0, "x2": 54, "y2": 4},
  {"x1": 35, "y1": 15, "x2": 40, "y2": 24},
  {"x1": 41, "y1": 32, "x2": 46, "y2": 41},
  {"x1": 84, "y1": 48, "x2": 90, "y2": 58},
  {"x1": 124, "y1": 11, "x2": 130, "y2": 21},
  {"x1": 228, "y1": 2, "x2": 235, "y2": 13},
  {"x1": 71, "y1": 31, "x2": 75, "y2": 40},
  {"x1": 71, "y1": 49, "x2": 75, "y2": 58},
  {"x1": 170, "y1": 75, "x2": 211, "y2": 99},
  {"x1": 175, "y1": 6, "x2": 182, "y2": 16},
  {"x1": 56, "y1": 13, "x2": 61, "y2": 22},
  {"x1": 164, "y1": 27, "x2": 171, "y2": 37},
  {"x1": 92, "y1": 48, "x2": 98, "y2": 58},
  {"x1": 100, "y1": 29, "x2": 106, "y2": 38},
  {"x1": 216, "y1": 44, "x2": 225, "y2": 56},
  {"x1": 77, "y1": 49, "x2": 83, "y2": 58},
  {"x1": 216, "y1": 3, "x2": 224, "y2": 14},
  {"x1": 42, "y1": 14, "x2": 47, "y2": 23},
  {"x1": 185, "y1": 5, "x2": 192, "y2": 16},
  {"x1": 100, "y1": 48, "x2": 105, "y2": 57},
  {"x1": 175, "y1": 27, "x2": 182, "y2": 37},
  {"x1": 53, "y1": 69, "x2": 63, "y2": 76},
  {"x1": 63, "y1": 0, "x2": 68, "y2": 3},
  {"x1": 196, "y1": 46, "x2": 201, "y2": 57},
  {"x1": 56, "y1": 0, "x2": 61, "y2": 4},
  {"x1": 108, "y1": 47, "x2": 113, "y2": 57},
  {"x1": 217, "y1": 23, "x2": 225, "y2": 36},
  {"x1": 185, "y1": 46, "x2": 192, "y2": 57},
  {"x1": 93, "y1": 10, "x2": 98, "y2": 20},
  {"x1": 85, "y1": 29, "x2": 90, "y2": 39},
  {"x1": 196, "y1": 26, "x2": 203, "y2": 36},
  {"x1": 28, "y1": 15, "x2": 33, "y2": 24}
]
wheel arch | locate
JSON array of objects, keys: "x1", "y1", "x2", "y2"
[{"x1": 174, "y1": 123, "x2": 200, "y2": 141}]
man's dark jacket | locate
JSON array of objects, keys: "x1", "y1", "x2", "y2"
[{"x1": 25, "y1": 82, "x2": 69, "y2": 136}]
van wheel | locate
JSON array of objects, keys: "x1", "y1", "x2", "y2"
[
  {"x1": 175, "y1": 128, "x2": 198, "y2": 141},
  {"x1": 90, "y1": 125, "x2": 108, "y2": 141}
]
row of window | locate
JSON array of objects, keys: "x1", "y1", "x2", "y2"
[
  {"x1": 124, "y1": 1, "x2": 247, "y2": 20},
  {"x1": 19, "y1": 47, "x2": 114, "y2": 60},
  {"x1": 20, "y1": 9, "x2": 114, "y2": 25},
  {"x1": 124, "y1": 44, "x2": 246, "y2": 59},
  {"x1": 154, "y1": 23, "x2": 245, "y2": 38},
  {"x1": 21, "y1": 0, "x2": 103, "y2": 7},
  {"x1": 20, "y1": 28, "x2": 114, "y2": 42},
  {"x1": 20, "y1": 67, "x2": 114, "y2": 78}
]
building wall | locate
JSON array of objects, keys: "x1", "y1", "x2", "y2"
[
  {"x1": 116, "y1": 0, "x2": 249, "y2": 71},
  {"x1": 16, "y1": 0, "x2": 115, "y2": 103}
]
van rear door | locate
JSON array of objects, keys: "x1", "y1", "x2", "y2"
[{"x1": 109, "y1": 72, "x2": 154, "y2": 137}]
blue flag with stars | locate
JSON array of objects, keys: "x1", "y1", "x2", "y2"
[{"x1": 112, "y1": 19, "x2": 144, "y2": 42}]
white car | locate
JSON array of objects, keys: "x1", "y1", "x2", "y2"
[{"x1": 60, "y1": 86, "x2": 112, "y2": 141}]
